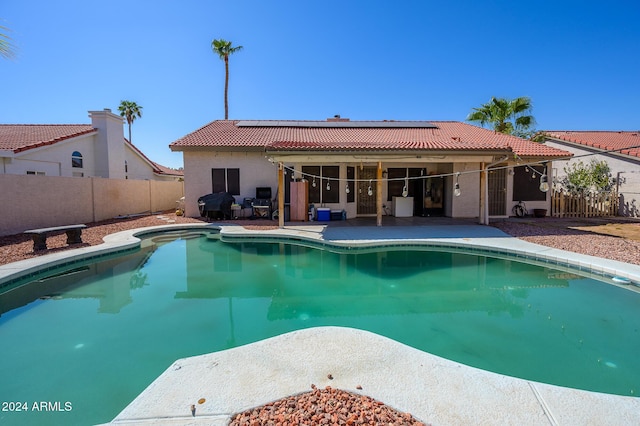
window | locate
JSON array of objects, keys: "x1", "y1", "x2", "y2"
[
  {"x1": 513, "y1": 165, "x2": 546, "y2": 201},
  {"x1": 72, "y1": 151, "x2": 83, "y2": 168},
  {"x1": 302, "y1": 166, "x2": 320, "y2": 203},
  {"x1": 211, "y1": 168, "x2": 240, "y2": 195},
  {"x1": 386, "y1": 168, "x2": 422, "y2": 200},
  {"x1": 322, "y1": 166, "x2": 339, "y2": 203},
  {"x1": 302, "y1": 165, "x2": 339, "y2": 203}
]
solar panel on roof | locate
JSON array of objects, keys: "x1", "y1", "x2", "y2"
[{"x1": 236, "y1": 120, "x2": 438, "y2": 128}]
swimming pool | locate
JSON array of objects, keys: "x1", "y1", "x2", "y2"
[{"x1": 1, "y1": 230, "x2": 639, "y2": 425}]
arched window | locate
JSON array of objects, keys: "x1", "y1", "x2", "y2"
[{"x1": 72, "y1": 151, "x2": 83, "y2": 168}]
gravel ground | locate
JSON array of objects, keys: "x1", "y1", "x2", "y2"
[{"x1": 491, "y1": 218, "x2": 640, "y2": 266}]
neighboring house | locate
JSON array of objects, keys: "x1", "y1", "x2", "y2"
[
  {"x1": 170, "y1": 118, "x2": 570, "y2": 223},
  {"x1": 543, "y1": 131, "x2": 640, "y2": 216},
  {"x1": 0, "y1": 108, "x2": 183, "y2": 181}
]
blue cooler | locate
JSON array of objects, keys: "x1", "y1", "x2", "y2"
[{"x1": 316, "y1": 208, "x2": 330, "y2": 221}]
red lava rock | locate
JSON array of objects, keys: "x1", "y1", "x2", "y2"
[{"x1": 229, "y1": 388, "x2": 427, "y2": 425}]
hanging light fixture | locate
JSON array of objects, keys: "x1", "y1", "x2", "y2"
[
  {"x1": 454, "y1": 172, "x2": 461, "y2": 197},
  {"x1": 402, "y1": 174, "x2": 408, "y2": 197},
  {"x1": 539, "y1": 173, "x2": 549, "y2": 192}
]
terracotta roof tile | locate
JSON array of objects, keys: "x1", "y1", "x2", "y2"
[
  {"x1": 171, "y1": 120, "x2": 569, "y2": 158},
  {"x1": 544, "y1": 131, "x2": 640, "y2": 159},
  {"x1": 0, "y1": 124, "x2": 96, "y2": 153}
]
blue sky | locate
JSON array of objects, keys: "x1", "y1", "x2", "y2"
[{"x1": 1, "y1": 1, "x2": 639, "y2": 169}]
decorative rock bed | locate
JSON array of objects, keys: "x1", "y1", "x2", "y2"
[{"x1": 230, "y1": 385, "x2": 426, "y2": 425}]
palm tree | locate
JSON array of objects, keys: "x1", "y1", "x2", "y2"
[
  {"x1": 211, "y1": 39, "x2": 243, "y2": 120},
  {"x1": 0, "y1": 25, "x2": 16, "y2": 60},
  {"x1": 467, "y1": 96, "x2": 535, "y2": 138},
  {"x1": 118, "y1": 100, "x2": 143, "y2": 143}
]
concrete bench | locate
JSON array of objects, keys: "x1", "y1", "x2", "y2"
[{"x1": 24, "y1": 224, "x2": 87, "y2": 251}]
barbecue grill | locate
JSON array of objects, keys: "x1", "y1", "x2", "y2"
[
  {"x1": 197, "y1": 192, "x2": 236, "y2": 220},
  {"x1": 252, "y1": 187, "x2": 272, "y2": 218}
]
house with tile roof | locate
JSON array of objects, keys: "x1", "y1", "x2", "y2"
[
  {"x1": 0, "y1": 108, "x2": 182, "y2": 181},
  {"x1": 543, "y1": 131, "x2": 640, "y2": 216},
  {"x1": 170, "y1": 117, "x2": 570, "y2": 225}
]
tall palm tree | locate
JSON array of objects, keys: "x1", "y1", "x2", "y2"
[
  {"x1": 0, "y1": 25, "x2": 16, "y2": 60},
  {"x1": 467, "y1": 96, "x2": 535, "y2": 138},
  {"x1": 118, "y1": 100, "x2": 143, "y2": 143},
  {"x1": 211, "y1": 39, "x2": 243, "y2": 120}
]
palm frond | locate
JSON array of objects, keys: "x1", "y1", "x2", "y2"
[{"x1": 0, "y1": 25, "x2": 16, "y2": 60}]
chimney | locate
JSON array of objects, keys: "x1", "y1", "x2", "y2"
[
  {"x1": 327, "y1": 114, "x2": 350, "y2": 122},
  {"x1": 89, "y1": 108, "x2": 126, "y2": 179}
]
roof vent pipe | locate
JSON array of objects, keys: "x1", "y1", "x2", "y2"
[{"x1": 327, "y1": 115, "x2": 350, "y2": 122}]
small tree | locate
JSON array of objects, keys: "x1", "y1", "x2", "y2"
[{"x1": 559, "y1": 159, "x2": 615, "y2": 194}]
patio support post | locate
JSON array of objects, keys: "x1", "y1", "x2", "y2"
[
  {"x1": 377, "y1": 161, "x2": 383, "y2": 226},
  {"x1": 278, "y1": 162, "x2": 284, "y2": 228}
]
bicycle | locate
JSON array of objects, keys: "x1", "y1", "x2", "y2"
[{"x1": 512, "y1": 200, "x2": 527, "y2": 217}]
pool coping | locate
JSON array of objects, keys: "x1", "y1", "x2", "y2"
[{"x1": 2, "y1": 222, "x2": 640, "y2": 425}]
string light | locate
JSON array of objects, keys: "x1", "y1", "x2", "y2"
[
  {"x1": 367, "y1": 180, "x2": 373, "y2": 196},
  {"x1": 345, "y1": 184, "x2": 350, "y2": 194},
  {"x1": 326, "y1": 180, "x2": 330, "y2": 191},
  {"x1": 312, "y1": 177, "x2": 316, "y2": 188},
  {"x1": 539, "y1": 173, "x2": 549, "y2": 192},
  {"x1": 269, "y1": 140, "x2": 640, "y2": 187},
  {"x1": 454, "y1": 172, "x2": 461, "y2": 197}
]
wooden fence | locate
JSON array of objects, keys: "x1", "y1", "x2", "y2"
[{"x1": 551, "y1": 190, "x2": 618, "y2": 218}]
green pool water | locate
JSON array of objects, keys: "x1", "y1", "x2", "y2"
[{"x1": 1, "y1": 232, "x2": 639, "y2": 425}]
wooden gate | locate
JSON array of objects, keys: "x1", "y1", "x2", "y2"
[{"x1": 551, "y1": 190, "x2": 618, "y2": 217}]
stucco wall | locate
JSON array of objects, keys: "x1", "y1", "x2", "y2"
[
  {"x1": 183, "y1": 151, "x2": 277, "y2": 217},
  {"x1": 451, "y1": 163, "x2": 480, "y2": 218},
  {"x1": 124, "y1": 145, "x2": 156, "y2": 180},
  {"x1": 0, "y1": 174, "x2": 184, "y2": 236}
]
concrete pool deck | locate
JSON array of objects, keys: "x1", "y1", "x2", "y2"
[
  {"x1": 105, "y1": 220, "x2": 640, "y2": 426},
  {"x1": 109, "y1": 327, "x2": 640, "y2": 426},
  {"x1": 3, "y1": 218, "x2": 640, "y2": 425}
]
